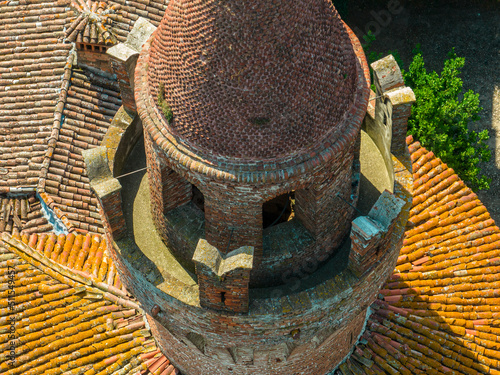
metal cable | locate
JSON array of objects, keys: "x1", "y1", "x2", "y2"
[
  {"x1": 335, "y1": 193, "x2": 363, "y2": 215},
  {"x1": 115, "y1": 166, "x2": 149, "y2": 179}
]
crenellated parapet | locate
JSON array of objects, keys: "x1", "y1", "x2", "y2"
[
  {"x1": 349, "y1": 190, "x2": 406, "y2": 277},
  {"x1": 193, "y1": 240, "x2": 253, "y2": 313},
  {"x1": 364, "y1": 55, "x2": 416, "y2": 169},
  {"x1": 107, "y1": 18, "x2": 156, "y2": 112},
  {"x1": 82, "y1": 146, "x2": 126, "y2": 240}
]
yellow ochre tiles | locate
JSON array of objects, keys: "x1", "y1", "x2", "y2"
[{"x1": 0, "y1": 232, "x2": 174, "y2": 375}]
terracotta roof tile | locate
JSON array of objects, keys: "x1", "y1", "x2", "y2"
[
  {"x1": 43, "y1": 68, "x2": 121, "y2": 233},
  {"x1": 66, "y1": 0, "x2": 119, "y2": 45},
  {"x1": 0, "y1": 233, "x2": 159, "y2": 375},
  {"x1": 37, "y1": 59, "x2": 121, "y2": 233},
  {"x1": 0, "y1": 0, "x2": 73, "y2": 189},
  {"x1": 0, "y1": 194, "x2": 53, "y2": 236},
  {"x1": 338, "y1": 136, "x2": 500, "y2": 375},
  {"x1": 14, "y1": 232, "x2": 123, "y2": 291}
]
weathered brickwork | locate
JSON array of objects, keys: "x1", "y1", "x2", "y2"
[
  {"x1": 193, "y1": 240, "x2": 254, "y2": 313},
  {"x1": 145, "y1": 305, "x2": 370, "y2": 375},
  {"x1": 108, "y1": 202, "x2": 408, "y2": 375},
  {"x1": 82, "y1": 146, "x2": 127, "y2": 239},
  {"x1": 101, "y1": 0, "x2": 414, "y2": 373},
  {"x1": 369, "y1": 55, "x2": 416, "y2": 157},
  {"x1": 76, "y1": 43, "x2": 113, "y2": 74},
  {"x1": 146, "y1": 0, "x2": 358, "y2": 160},
  {"x1": 349, "y1": 190, "x2": 406, "y2": 277},
  {"x1": 107, "y1": 18, "x2": 160, "y2": 113},
  {"x1": 144, "y1": 131, "x2": 192, "y2": 237},
  {"x1": 109, "y1": 55, "x2": 137, "y2": 111},
  {"x1": 136, "y1": 16, "x2": 371, "y2": 285}
]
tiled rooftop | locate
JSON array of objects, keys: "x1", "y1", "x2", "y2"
[
  {"x1": 0, "y1": 2, "x2": 174, "y2": 373},
  {"x1": 0, "y1": 1, "x2": 499, "y2": 374},
  {"x1": 0, "y1": 0, "x2": 167, "y2": 231},
  {"x1": 0, "y1": 194, "x2": 54, "y2": 237},
  {"x1": 336, "y1": 136, "x2": 500, "y2": 375},
  {"x1": 0, "y1": 0, "x2": 72, "y2": 190},
  {"x1": 66, "y1": 0, "x2": 168, "y2": 45},
  {"x1": 0, "y1": 232, "x2": 171, "y2": 374},
  {"x1": 41, "y1": 60, "x2": 122, "y2": 234}
]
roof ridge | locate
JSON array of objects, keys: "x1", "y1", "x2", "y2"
[
  {"x1": 0, "y1": 232, "x2": 140, "y2": 311},
  {"x1": 66, "y1": 0, "x2": 119, "y2": 45}
]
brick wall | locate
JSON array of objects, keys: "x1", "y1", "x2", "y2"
[
  {"x1": 102, "y1": 10, "x2": 414, "y2": 375},
  {"x1": 193, "y1": 240, "x2": 253, "y2": 313},
  {"x1": 144, "y1": 131, "x2": 192, "y2": 230},
  {"x1": 107, "y1": 218, "x2": 405, "y2": 375},
  {"x1": 142, "y1": 125, "x2": 365, "y2": 287},
  {"x1": 76, "y1": 42, "x2": 113, "y2": 74}
]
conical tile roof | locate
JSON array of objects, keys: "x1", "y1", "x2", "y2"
[{"x1": 146, "y1": 0, "x2": 359, "y2": 159}]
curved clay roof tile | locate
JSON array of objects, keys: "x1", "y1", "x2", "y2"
[{"x1": 67, "y1": 0, "x2": 118, "y2": 45}]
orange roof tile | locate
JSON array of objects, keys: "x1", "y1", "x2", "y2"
[
  {"x1": 0, "y1": 0, "x2": 73, "y2": 190},
  {"x1": 0, "y1": 233, "x2": 160, "y2": 375},
  {"x1": 67, "y1": 0, "x2": 168, "y2": 44},
  {"x1": 66, "y1": 0, "x2": 119, "y2": 45},
  {"x1": 338, "y1": 136, "x2": 500, "y2": 375},
  {"x1": 40, "y1": 64, "x2": 121, "y2": 234},
  {"x1": 1, "y1": 194, "x2": 53, "y2": 236}
]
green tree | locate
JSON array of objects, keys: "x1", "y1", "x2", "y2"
[{"x1": 404, "y1": 47, "x2": 491, "y2": 191}]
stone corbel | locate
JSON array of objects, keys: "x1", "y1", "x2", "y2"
[
  {"x1": 107, "y1": 17, "x2": 156, "y2": 112},
  {"x1": 349, "y1": 190, "x2": 405, "y2": 277},
  {"x1": 371, "y1": 55, "x2": 416, "y2": 156}
]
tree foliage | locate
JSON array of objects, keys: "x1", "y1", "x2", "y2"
[{"x1": 404, "y1": 47, "x2": 491, "y2": 191}]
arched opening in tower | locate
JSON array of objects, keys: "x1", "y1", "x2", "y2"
[
  {"x1": 262, "y1": 192, "x2": 295, "y2": 229},
  {"x1": 191, "y1": 185, "x2": 205, "y2": 212}
]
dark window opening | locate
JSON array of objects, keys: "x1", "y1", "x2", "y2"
[
  {"x1": 186, "y1": 332, "x2": 206, "y2": 354},
  {"x1": 192, "y1": 185, "x2": 205, "y2": 212},
  {"x1": 220, "y1": 291, "x2": 226, "y2": 304},
  {"x1": 263, "y1": 192, "x2": 294, "y2": 229},
  {"x1": 85, "y1": 44, "x2": 92, "y2": 51}
]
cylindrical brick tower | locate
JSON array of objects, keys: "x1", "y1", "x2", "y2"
[
  {"x1": 110, "y1": 1, "x2": 414, "y2": 374},
  {"x1": 135, "y1": 0, "x2": 370, "y2": 287}
]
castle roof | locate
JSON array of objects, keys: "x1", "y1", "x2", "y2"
[
  {"x1": 146, "y1": 0, "x2": 360, "y2": 160},
  {"x1": 0, "y1": 1, "x2": 498, "y2": 374}
]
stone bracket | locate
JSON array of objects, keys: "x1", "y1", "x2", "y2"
[
  {"x1": 107, "y1": 17, "x2": 156, "y2": 112},
  {"x1": 370, "y1": 55, "x2": 416, "y2": 156},
  {"x1": 101, "y1": 106, "x2": 141, "y2": 177}
]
